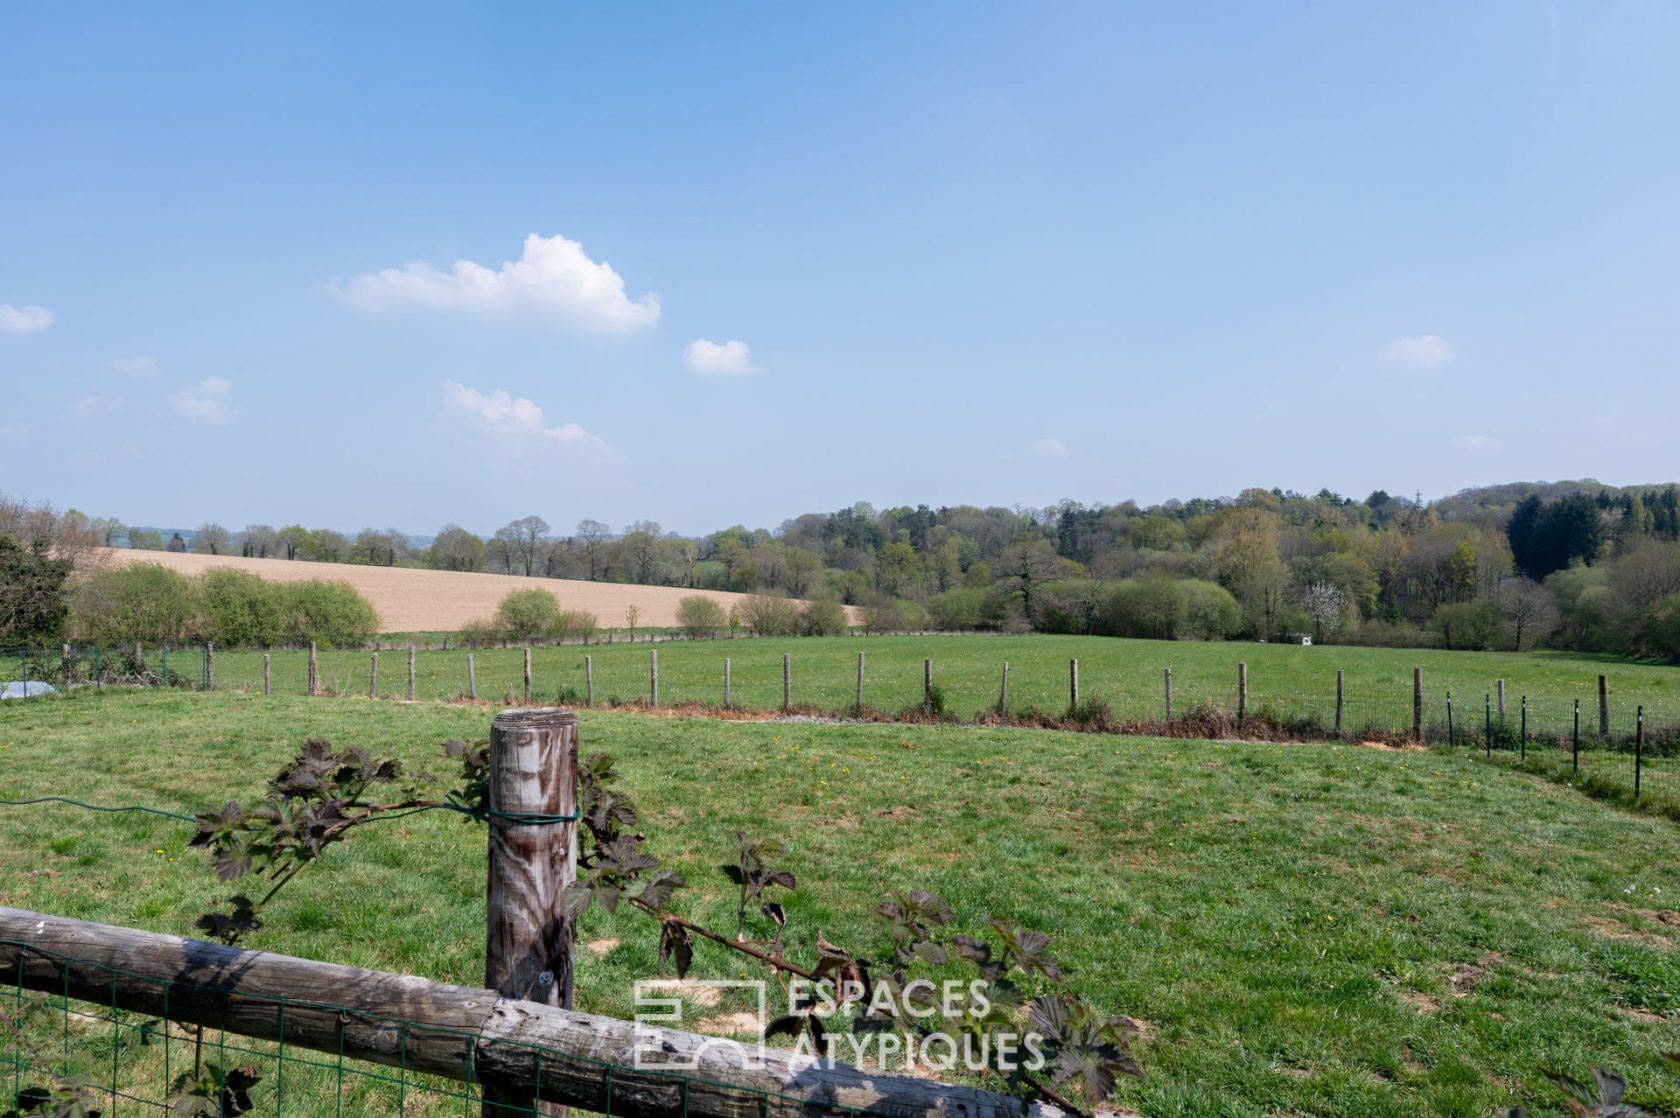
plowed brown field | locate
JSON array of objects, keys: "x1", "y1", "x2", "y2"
[{"x1": 95, "y1": 548, "x2": 855, "y2": 633}]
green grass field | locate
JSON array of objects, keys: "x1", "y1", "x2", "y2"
[
  {"x1": 3, "y1": 689, "x2": 1679, "y2": 1116},
  {"x1": 72, "y1": 633, "x2": 1680, "y2": 740}
]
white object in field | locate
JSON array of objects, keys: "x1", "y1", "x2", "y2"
[
  {"x1": 0, "y1": 681, "x2": 58, "y2": 699},
  {"x1": 1301, "y1": 636, "x2": 1312, "y2": 646}
]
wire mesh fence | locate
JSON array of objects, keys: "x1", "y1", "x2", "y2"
[{"x1": 2, "y1": 934, "x2": 930, "y2": 1118}]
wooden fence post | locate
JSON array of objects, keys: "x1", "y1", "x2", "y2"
[
  {"x1": 307, "y1": 642, "x2": 318, "y2": 696},
  {"x1": 1497, "y1": 679, "x2": 1506, "y2": 724},
  {"x1": 1237, "y1": 662, "x2": 1247, "y2": 726},
  {"x1": 205, "y1": 643, "x2": 214, "y2": 691},
  {"x1": 1069, "y1": 658, "x2": 1079, "y2": 711},
  {"x1": 724, "y1": 657, "x2": 731, "y2": 708},
  {"x1": 485, "y1": 707, "x2": 579, "y2": 1116},
  {"x1": 650, "y1": 649, "x2": 659, "y2": 707},
  {"x1": 1412, "y1": 667, "x2": 1423, "y2": 741},
  {"x1": 1599, "y1": 674, "x2": 1609, "y2": 738},
  {"x1": 999, "y1": 662, "x2": 1009, "y2": 714},
  {"x1": 524, "y1": 647, "x2": 533, "y2": 704},
  {"x1": 856, "y1": 652, "x2": 865, "y2": 711},
  {"x1": 408, "y1": 646, "x2": 416, "y2": 701},
  {"x1": 370, "y1": 652, "x2": 379, "y2": 699},
  {"x1": 585, "y1": 656, "x2": 594, "y2": 708},
  {"x1": 1334, "y1": 669, "x2": 1343, "y2": 737},
  {"x1": 263, "y1": 653, "x2": 271, "y2": 697},
  {"x1": 924, "y1": 658, "x2": 933, "y2": 714},
  {"x1": 783, "y1": 653, "x2": 792, "y2": 711},
  {"x1": 468, "y1": 654, "x2": 478, "y2": 701},
  {"x1": 1163, "y1": 667, "x2": 1172, "y2": 721}
]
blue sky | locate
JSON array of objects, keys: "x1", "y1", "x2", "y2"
[{"x1": 3, "y1": 2, "x2": 1678, "y2": 536}]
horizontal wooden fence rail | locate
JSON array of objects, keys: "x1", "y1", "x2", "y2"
[{"x1": 0, "y1": 906, "x2": 1100, "y2": 1118}]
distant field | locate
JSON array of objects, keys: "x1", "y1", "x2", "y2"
[
  {"x1": 2, "y1": 692, "x2": 1677, "y2": 1116},
  {"x1": 95, "y1": 547, "x2": 858, "y2": 631},
  {"x1": 187, "y1": 632, "x2": 1680, "y2": 738}
]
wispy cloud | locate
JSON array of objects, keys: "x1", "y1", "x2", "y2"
[
  {"x1": 683, "y1": 339, "x2": 759, "y2": 376},
  {"x1": 170, "y1": 378, "x2": 234, "y2": 423},
  {"x1": 0, "y1": 425, "x2": 25, "y2": 440},
  {"x1": 1031, "y1": 437, "x2": 1069, "y2": 460},
  {"x1": 109, "y1": 355, "x2": 158, "y2": 376},
  {"x1": 334, "y1": 233, "x2": 660, "y2": 332},
  {"x1": 1455, "y1": 433, "x2": 1500, "y2": 451},
  {"x1": 68, "y1": 394, "x2": 123, "y2": 419},
  {"x1": 1381, "y1": 334, "x2": 1453, "y2": 367},
  {"x1": 442, "y1": 381, "x2": 603, "y2": 448},
  {"x1": 0, "y1": 304, "x2": 54, "y2": 335}
]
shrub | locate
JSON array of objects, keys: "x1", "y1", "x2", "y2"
[
  {"x1": 1036, "y1": 580, "x2": 1104, "y2": 635},
  {"x1": 496, "y1": 588, "x2": 563, "y2": 642},
  {"x1": 801, "y1": 597, "x2": 849, "y2": 637},
  {"x1": 72, "y1": 562, "x2": 200, "y2": 645},
  {"x1": 1431, "y1": 600, "x2": 1502, "y2": 651},
  {"x1": 1179, "y1": 580, "x2": 1243, "y2": 640},
  {"x1": 738, "y1": 593, "x2": 801, "y2": 637},
  {"x1": 457, "y1": 617, "x2": 503, "y2": 648},
  {"x1": 1099, "y1": 579, "x2": 1186, "y2": 640},
  {"x1": 0, "y1": 534, "x2": 71, "y2": 645},
  {"x1": 279, "y1": 580, "x2": 380, "y2": 648},
  {"x1": 926, "y1": 586, "x2": 989, "y2": 630},
  {"x1": 557, "y1": 609, "x2": 599, "y2": 644},
  {"x1": 675, "y1": 595, "x2": 727, "y2": 639},
  {"x1": 199, "y1": 568, "x2": 283, "y2": 647}
]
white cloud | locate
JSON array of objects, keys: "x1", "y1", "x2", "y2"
[
  {"x1": 109, "y1": 355, "x2": 158, "y2": 376},
  {"x1": 683, "y1": 338, "x2": 759, "y2": 376},
  {"x1": 68, "y1": 394, "x2": 123, "y2": 419},
  {"x1": 170, "y1": 378, "x2": 233, "y2": 424},
  {"x1": 0, "y1": 424, "x2": 25, "y2": 439},
  {"x1": 1456, "y1": 433, "x2": 1501, "y2": 451},
  {"x1": 334, "y1": 233, "x2": 660, "y2": 332},
  {"x1": 1381, "y1": 334, "x2": 1453, "y2": 367},
  {"x1": 1031, "y1": 437, "x2": 1069, "y2": 460},
  {"x1": 0, "y1": 304, "x2": 54, "y2": 334},
  {"x1": 442, "y1": 381, "x2": 603, "y2": 448}
]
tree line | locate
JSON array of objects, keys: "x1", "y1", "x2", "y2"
[{"x1": 11, "y1": 479, "x2": 1680, "y2": 660}]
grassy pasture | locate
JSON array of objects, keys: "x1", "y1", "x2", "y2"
[
  {"x1": 166, "y1": 634, "x2": 1680, "y2": 737},
  {"x1": 2, "y1": 690, "x2": 1679, "y2": 1116}
]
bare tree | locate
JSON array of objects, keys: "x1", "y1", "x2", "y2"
[
  {"x1": 487, "y1": 527, "x2": 517, "y2": 574},
  {"x1": 239, "y1": 524, "x2": 277, "y2": 558},
  {"x1": 1498, "y1": 576, "x2": 1559, "y2": 651},
  {"x1": 575, "y1": 519, "x2": 612, "y2": 581},
  {"x1": 999, "y1": 540, "x2": 1061, "y2": 623},
  {"x1": 621, "y1": 528, "x2": 660, "y2": 584},
  {"x1": 91, "y1": 516, "x2": 126, "y2": 547},
  {"x1": 191, "y1": 523, "x2": 230, "y2": 555},
  {"x1": 498, "y1": 515, "x2": 550, "y2": 577},
  {"x1": 1302, "y1": 582, "x2": 1345, "y2": 643}
]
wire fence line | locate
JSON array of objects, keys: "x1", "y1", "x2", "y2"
[
  {"x1": 7, "y1": 641, "x2": 1680, "y2": 743},
  {"x1": 4, "y1": 641, "x2": 1676, "y2": 814}
]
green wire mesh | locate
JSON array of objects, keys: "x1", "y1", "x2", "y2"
[{"x1": 3, "y1": 938, "x2": 904, "y2": 1118}]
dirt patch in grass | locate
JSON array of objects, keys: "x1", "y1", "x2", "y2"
[
  {"x1": 1607, "y1": 902, "x2": 1680, "y2": 930},
  {"x1": 1451, "y1": 952, "x2": 1502, "y2": 994},
  {"x1": 1612, "y1": 1005, "x2": 1671, "y2": 1024},
  {"x1": 698, "y1": 1011, "x2": 764, "y2": 1035},
  {"x1": 1397, "y1": 990, "x2": 1441, "y2": 1014},
  {"x1": 584, "y1": 938, "x2": 619, "y2": 957},
  {"x1": 1585, "y1": 915, "x2": 1673, "y2": 950}
]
